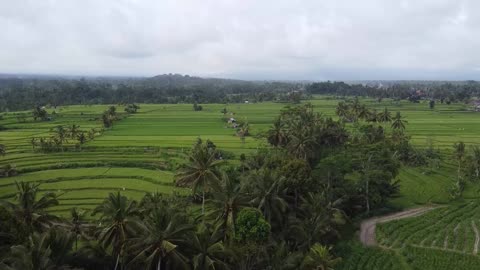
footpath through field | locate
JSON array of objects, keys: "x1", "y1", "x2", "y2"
[{"x1": 360, "y1": 206, "x2": 438, "y2": 246}]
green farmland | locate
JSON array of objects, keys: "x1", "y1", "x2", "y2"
[
  {"x1": 2, "y1": 97, "x2": 480, "y2": 215},
  {"x1": 3, "y1": 97, "x2": 480, "y2": 270}
]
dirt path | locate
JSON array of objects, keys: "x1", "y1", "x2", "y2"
[
  {"x1": 472, "y1": 220, "x2": 479, "y2": 254},
  {"x1": 359, "y1": 206, "x2": 438, "y2": 247}
]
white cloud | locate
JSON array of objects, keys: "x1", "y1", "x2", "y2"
[{"x1": 0, "y1": 0, "x2": 479, "y2": 79}]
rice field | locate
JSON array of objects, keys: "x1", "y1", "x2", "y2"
[
  {"x1": 350, "y1": 201, "x2": 480, "y2": 270},
  {"x1": 2, "y1": 97, "x2": 480, "y2": 215}
]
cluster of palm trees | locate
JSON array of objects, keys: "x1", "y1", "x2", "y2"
[
  {"x1": 102, "y1": 106, "x2": 118, "y2": 128},
  {"x1": 335, "y1": 99, "x2": 407, "y2": 131},
  {"x1": 31, "y1": 125, "x2": 101, "y2": 153},
  {"x1": 0, "y1": 178, "x2": 339, "y2": 270},
  {"x1": 0, "y1": 144, "x2": 17, "y2": 178},
  {"x1": 267, "y1": 103, "x2": 348, "y2": 164},
  {"x1": 32, "y1": 106, "x2": 48, "y2": 121},
  {"x1": 124, "y1": 104, "x2": 140, "y2": 114},
  {"x1": 452, "y1": 142, "x2": 480, "y2": 197},
  {"x1": 170, "y1": 138, "x2": 346, "y2": 269}
]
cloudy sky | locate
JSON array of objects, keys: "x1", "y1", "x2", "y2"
[{"x1": 1, "y1": 0, "x2": 479, "y2": 80}]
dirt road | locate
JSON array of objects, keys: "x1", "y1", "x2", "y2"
[{"x1": 359, "y1": 206, "x2": 437, "y2": 246}]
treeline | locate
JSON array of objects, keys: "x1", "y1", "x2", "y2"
[
  {"x1": 0, "y1": 74, "x2": 302, "y2": 111},
  {"x1": 3, "y1": 74, "x2": 480, "y2": 112},
  {"x1": 306, "y1": 81, "x2": 480, "y2": 102},
  {"x1": 0, "y1": 103, "x2": 408, "y2": 269}
]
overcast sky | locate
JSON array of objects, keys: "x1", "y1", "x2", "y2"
[{"x1": 1, "y1": 0, "x2": 479, "y2": 80}]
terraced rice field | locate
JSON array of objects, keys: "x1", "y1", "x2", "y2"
[
  {"x1": 377, "y1": 201, "x2": 480, "y2": 254},
  {"x1": 2, "y1": 97, "x2": 480, "y2": 214},
  {"x1": 344, "y1": 201, "x2": 480, "y2": 270}
]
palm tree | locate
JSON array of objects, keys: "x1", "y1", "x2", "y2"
[
  {"x1": 391, "y1": 112, "x2": 407, "y2": 130},
  {"x1": 247, "y1": 169, "x2": 288, "y2": 225},
  {"x1": 357, "y1": 105, "x2": 369, "y2": 121},
  {"x1": 291, "y1": 192, "x2": 345, "y2": 250},
  {"x1": 30, "y1": 138, "x2": 37, "y2": 150},
  {"x1": 454, "y1": 141, "x2": 466, "y2": 179},
  {"x1": 0, "y1": 144, "x2": 5, "y2": 156},
  {"x1": 93, "y1": 192, "x2": 141, "y2": 270},
  {"x1": 286, "y1": 128, "x2": 316, "y2": 161},
  {"x1": 334, "y1": 102, "x2": 349, "y2": 121},
  {"x1": 378, "y1": 107, "x2": 392, "y2": 127},
  {"x1": 1, "y1": 232, "x2": 55, "y2": 270},
  {"x1": 367, "y1": 109, "x2": 378, "y2": 123},
  {"x1": 68, "y1": 124, "x2": 81, "y2": 139},
  {"x1": 301, "y1": 243, "x2": 340, "y2": 270},
  {"x1": 68, "y1": 208, "x2": 90, "y2": 251},
  {"x1": 77, "y1": 132, "x2": 87, "y2": 147},
  {"x1": 53, "y1": 125, "x2": 68, "y2": 144},
  {"x1": 208, "y1": 173, "x2": 249, "y2": 243},
  {"x1": 129, "y1": 208, "x2": 192, "y2": 270},
  {"x1": 175, "y1": 141, "x2": 223, "y2": 215},
  {"x1": 0, "y1": 164, "x2": 17, "y2": 177},
  {"x1": 189, "y1": 224, "x2": 231, "y2": 270},
  {"x1": 265, "y1": 241, "x2": 303, "y2": 270},
  {"x1": 267, "y1": 118, "x2": 288, "y2": 147},
  {"x1": 1, "y1": 182, "x2": 58, "y2": 233},
  {"x1": 1, "y1": 228, "x2": 76, "y2": 270}
]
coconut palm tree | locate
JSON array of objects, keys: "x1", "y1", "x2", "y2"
[
  {"x1": 175, "y1": 141, "x2": 223, "y2": 215},
  {"x1": 247, "y1": 169, "x2": 288, "y2": 225},
  {"x1": 52, "y1": 125, "x2": 68, "y2": 144},
  {"x1": 128, "y1": 208, "x2": 193, "y2": 270},
  {"x1": 68, "y1": 208, "x2": 90, "y2": 251},
  {"x1": 391, "y1": 112, "x2": 407, "y2": 130},
  {"x1": 0, "y1": 232, "x2": 55, "y2": 270},
  {"x1": 301, "y1": 243, "x2": 340, "y2": 270},
  {"x1": 1, "y1": 182, "x2": 58, "y2": 233},
  {"x1": 189, "y1": 223, "x2": 231, "y2": 270},
  {"x1": 208, "y1": 173, "x2": 249, "y2": 243},
  {"x1": 1, "y1": 228, "x2": 76, "y2": 270},
  {"x1": 286, "y1": 129, "x2": 316, "y2": 162},
  {"x1": 77, "y1": 132, "x2": 87, "y2": 147},
  {"x1": 334, "y1": 102, "x2": 349, "y2": 121},
  {"x1": 68, "y1": 124, "x2": 81, "y2": 139},
  {"x1": 267, "y1": 118, "x2": 288, "y2": 147},
  {"x1": 453, "y1": 141, "x2": 465, "y2": 174},
  {"x1": 357, "y1": 105, "x2": 369, "y2": 121},
  {"x1": 291, "y1": 192, "x2": 345, "y2": 251},
  {"x1": 377, "y1": 107, "x2": 392, "y2": 127},
  {"x1": 264, "y1": 241, "x2": 303, "y2": 270},
  {"x1": 0, "y1": 144, "x2": 5, "y2": 156},
  {"x1": 93, "y1": 192, "x2": 141, "y2": 270},
  {"x1": 367, "y1": 109, "x2": 378, "y2": 123},
  {"x1": 0, "y1": 164, "x2": 17, "y2": 177}
]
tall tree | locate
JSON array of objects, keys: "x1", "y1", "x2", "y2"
[
  {"x1": 175, "y1": 140, "x2": 223, "y2": 215},
  {"x1": 129, "y1": 208, "x2": 192, "y2": 270},
  {"x1": 453, "y1": 141, "x2": 466, "y2": 179},
  {"x1": 93, "y1": 192, "x2": 141, "y2": 270},
  {"x1": 0, "y1": 144, "x2": 5, "y2": 156},
  {"x1": 68, "y1": 124, "x2": 81, "y2": 139},
  {"x1": 189, "y1": 223, "x2": 230, "y2": 270},
  {"x1": 391, "y1": 112, "x2": 407, "y2": 130},
  {"x1": 246, "y1": 169, "x2": 288, "y2": 226},
  {"x1": 68, "y1": 207, "x2": 90, "y2": 251},
  {"x1": 378, "y1": 107, "x2": 392, "y2": 127},
  {"x1": 209, "y1": 173, "x2": 249, "y2": 243},
  {"x1": 1, "y1": 182, "x2": 58, "y2": 233}
]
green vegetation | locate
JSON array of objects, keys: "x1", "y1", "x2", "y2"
[{"x1": 3, "y1": 93, "x2": 480, "y2": 269}]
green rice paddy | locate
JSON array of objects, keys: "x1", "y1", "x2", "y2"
[{"x1": 2, "y1": 97, "x2": 480, "y2": 215}]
